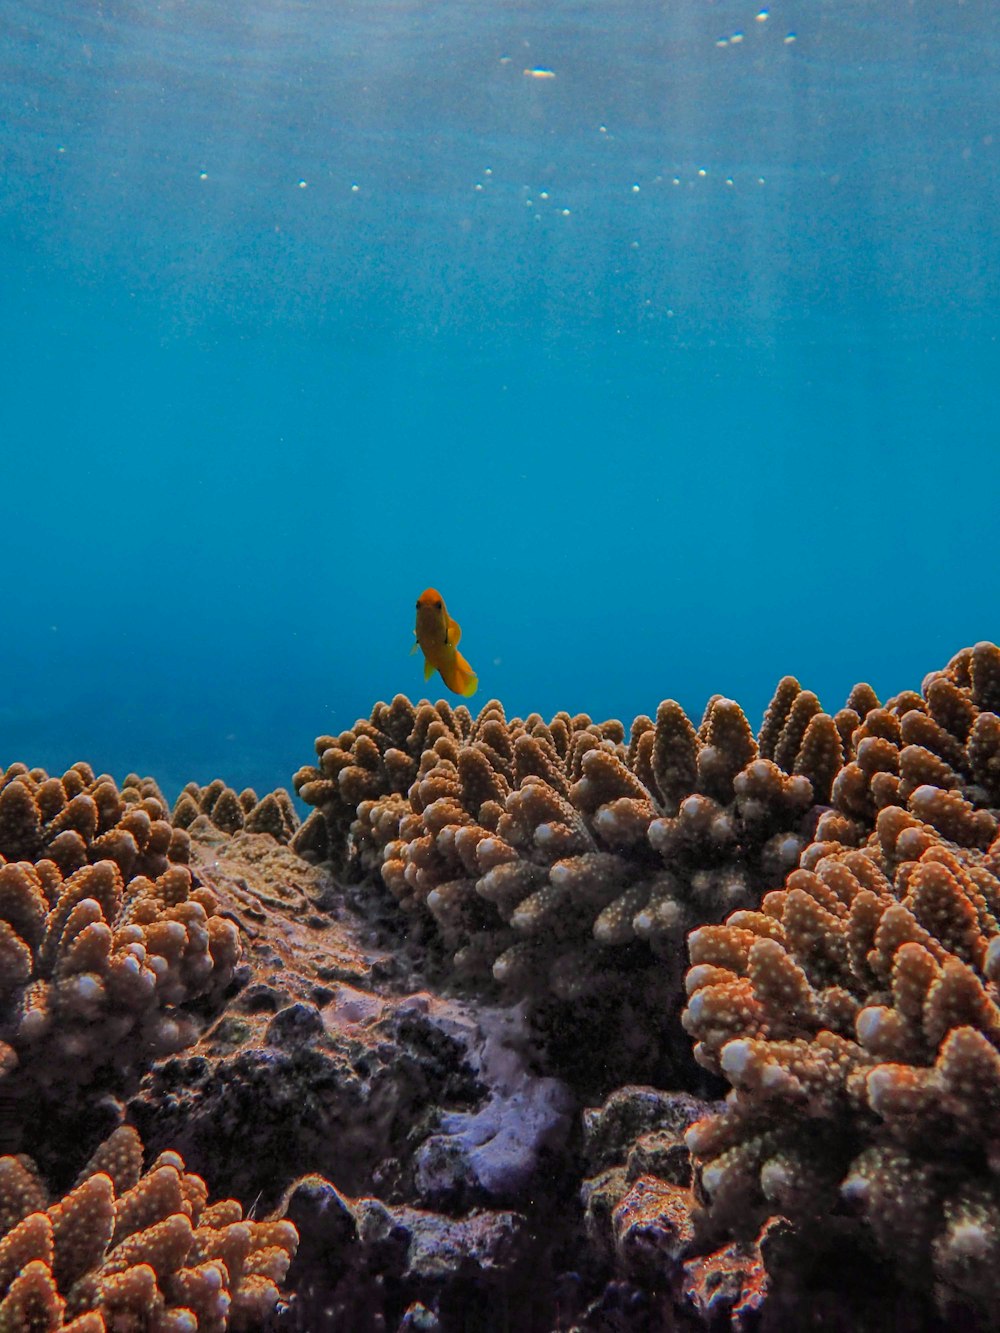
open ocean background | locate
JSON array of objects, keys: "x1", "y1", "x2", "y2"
[{"x1": 1, "y1": 0, "x2": 997, "y2": 801}]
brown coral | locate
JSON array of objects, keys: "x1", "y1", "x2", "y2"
[
  {"x1": 171, "y1": 782, "x2": 300, "y2": 845},
  {"x1": 825, "y1": 642, "x2": 1000, "y2": 848},
  {"x1": 0, "y1": 1124, "x2": 297, "y2": 1331},
  {"x1": 293, "y1": 695, "x2": 475, "y2": 873},
  {"x1": 297, "y1": 686, "x2": 839, "y2": 1004},
  {"x1": 0, "y1": 763, "x2": 190, "y2": 880},
  {"x1": 674, "y1": 645, "x2": 1000, "y2": 1317},
  {"x1": 683, "y1": 811, "x2": 1000, "y2": 1314},
  {"x1": 0, "y1": 766, "x2": 242, "y2": 1144}
]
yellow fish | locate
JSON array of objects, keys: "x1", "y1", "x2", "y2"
[{"x1": 412, "y1": 588, "x2": 478, "y2": 698}]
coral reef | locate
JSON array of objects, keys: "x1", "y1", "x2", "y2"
[
  {"x1": 295, "y1": 688, "x2": 841, "y2": 1006},
  {"x1": 0, "y1": 764, "x2": 241, "y2": 1157},
  {"x1": 823, "y1": 640, "x2": 1000, "y2": 845},
  {"x1": 293, "y1": 697, "x2": 476, "y2": 872},
  {"x1": 683, "y1": 643, "x2": 1000, "y2": 1319},
  {"x1": 561, "y1": 1083, "x2": 776, "y2": 1331},
  {"x1": 0, "y1": 762, "x2": 189, "y2": 876},
  {"x1": 125, "y1": 821, "x2": 585, "y2": 1332},
  {"x1": 172, "y1": 782, "x2": 300, "y2": 845},
  {"x1": 0, "y1": 1123, "x2": 297, "y2": 1331},
  {"x1": 6, "y1": 640, "x2": 1000, "y2": 1331},
  {"x1": 128, "y1": 825, "x2": 574, "y2": 1216}
]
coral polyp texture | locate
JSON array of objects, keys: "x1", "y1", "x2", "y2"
[
  {"x1": 295, "y1": 687, "x2": 842, "y2": 1000},
  {"x1": 824, "y1": 640, "x2": 1000, "y2": 845},
  {"x1": 683, "y1": 642, "x2": 1000, "y2": 1317},
  {"x1": 293, "y1": 695, "x2": 476, "y2": 870},
  {"x1": 0, "y1": 1124, "x2": 297, "y2": 1332},
  {"x1": 171, "y1": 782, "x2": 300, "y2": 845},
  {"x1": 0, "y1": 762, "x2": 190, "y2": 878},
  {"x1": 0, "y1": 763, "x2": 241, "y2": 1131}
]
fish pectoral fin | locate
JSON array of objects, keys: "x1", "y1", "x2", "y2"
[
  {"x1": 410, "y1": 640, "x2": 419, "y2": 655},
  {"x1": 447, "y1": 615, "x2": 462, "y2": 646},
  {"x1": 423, "y1": 658, "x2": 435, "y2": 681}
]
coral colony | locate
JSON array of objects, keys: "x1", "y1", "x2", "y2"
[{"x1": 1, "y1": 642, "x2": 999, "y2": 1328}]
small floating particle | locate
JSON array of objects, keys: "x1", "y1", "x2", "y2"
[
  {"x1": 758, "y1": 176, "x2": 765, "y2": 184},
  {"x1": 198, "y1": 171, "x2": 207, "y2": 180},
  {"x1": 631, "y1": 183, "x2": 640, "y2": 192},
  {"x1": 561, "y1": 208, "x2": 570, "y2": 215},
  {"x1": 784, "y1": 32, "x2": 796, "y2": 43},
  {"x1": 726, "y1": 177, "x2": 734, "y2": 186},
  {"x1": 540, "y1": 190, "x2": 549, "y2": 199},
  {"x1": 730, "y1": 32, "x2": 744, "y2": 43},
  {"x1": 756, "y1": 9, "x2": 769, "y2": 21},
  {"x1": 485, "y1": 167, "x2": 493, "y2": 175},
  {"x1": 698, "y1": 168, "x2": 707, "y2": 177},
  {"x1": 524, "y1": 67, "x2": 555, "y2": 79},
  {"x1": 716, "y1": 38, "x2": 728, "y2": 46},
  {"x1": 672, "y1": 177, "x2": 680, "y2": 185},
  {"x1": 298, "y1": 179, "x2": 308, "y2": 188},
  {"x1": 351, "y1": 183, "x2": 359, "y2": 192},
  {"x1": 599, "y1": 124, "x2": 607, "y2": 133},
  {"x1": 474, "y1": 182, "x2": 483, "y2": 190}
]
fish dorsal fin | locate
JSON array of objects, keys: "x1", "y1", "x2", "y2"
[{"x1": 447, "y1": 615, "x2": 462, "y2": 647}]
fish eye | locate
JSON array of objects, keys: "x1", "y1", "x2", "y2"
[{"x1": 435, "y1": 599, "x2": 443, "y2": 608}]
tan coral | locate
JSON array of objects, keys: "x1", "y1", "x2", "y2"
[
  {"x1": 823, "y1": 644, "x2": 1000, "y2": 854},
  {"x1": 294, "y1": 695, "x2": 475, "y2": 873},
  {"x1": 0, "y1": 839, "x2": 241, "y2": 1123},
  {"x1": 302, "y1": 679, "x2": 846, "y2": 1001},
  {"x1": 684, "y1": 804, "x2": 1000, "y2": 1313},
  {"x1": 0, "y1": 763, "x2": 186, "y2": 879},
  {"x1": 171, "y1": 782, "x2": 300, "y2": 845},
  {"x1": 0, "y1": 1126, "x2": 297, "y2": 1332}
]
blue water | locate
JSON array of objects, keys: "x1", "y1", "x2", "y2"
[{"x1": 2, "y1": 0, "x2": 997, "y2": 799}]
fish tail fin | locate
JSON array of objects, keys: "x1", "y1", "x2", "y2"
[{"x1": 449, "y1": 649, "x2": 478, "y2": 698}]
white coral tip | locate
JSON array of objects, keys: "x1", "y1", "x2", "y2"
[{"x1": 720, "y1": 1038, "x2": 754, "y2": 1079}]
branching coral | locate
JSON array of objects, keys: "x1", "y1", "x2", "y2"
[
  {"x1": 0, "y1": 763, "x2": 190, "y2": 879},
  {"x1": 0, "y1": 767, "x2": 242, "y2": 1132},
  {"x1": 293, "y1": 695, "x2": 476, "y2": 872},
  {"x1": 822, "y1": 641, "x2": 1000, "y2": 850},
  {"x1": 297, "y1": 688, "x2": 841, "y2": 1002},
  {"x1": 683, "y1": 800, "x2": 1000, "y2": 1311},
  {"x1": 0, "y1": 1124, "x2": 297, "y2": 1331},
  {"x1": 171, "y1": 782, "x2": 299, "y2": 845}
]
